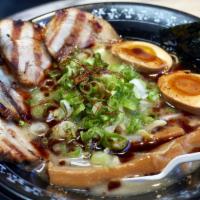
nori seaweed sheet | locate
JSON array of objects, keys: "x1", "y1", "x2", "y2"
[{"x1": 160, "y1": 22, "x2": 200, "y2": 72}]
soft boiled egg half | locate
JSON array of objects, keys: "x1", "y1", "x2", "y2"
[
  {"x1": 158, "y1": 71, "x2": 200, "y2": 115},
  {"x1": 111, "y1": 41, "x2": 173, "y2": 73}
]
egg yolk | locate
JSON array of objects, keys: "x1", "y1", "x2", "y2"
[
  {"x1": 121, "y1": 45, "x2": 167, "y2": 68},
  {"x1": 169, "y1": 74, "x2": 200, "y2": 96}
]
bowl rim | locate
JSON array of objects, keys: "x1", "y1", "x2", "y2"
[{"x1": 10, "y1": 0, "x2": 200, "y2": 21}]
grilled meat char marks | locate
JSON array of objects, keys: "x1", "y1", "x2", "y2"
[
  {"x1": 45, "y1": 8, "x2": 120, "y2": 61},
  {"x1": 0, "y1": 19, "x2": 51, "y2": 86},
  {"x1": 0, "y1": 119, "x2": 40, "y2": 162},
  {"x1": 0, "y1": 81, "x2": 29, "y2": 121}
]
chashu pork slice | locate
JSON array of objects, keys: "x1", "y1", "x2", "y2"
[
  {"x1": 0, "y1": 81, "x2": 29, "y2": 121},
  {"x1": 48, "y1": 126, "x2": 200, "y2": 188},
  {"x1": 45, "y1": 8, "x2": 120, "y2": 61},
  {"x1": 0, "y1": 118, "x2": 40, "y2": 162},
  {"x1": 0, "y1": 20, "x2": 51, "y2": 86}
]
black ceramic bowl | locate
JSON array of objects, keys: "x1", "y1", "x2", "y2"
[{"x1": 0, "y1": 2, "x2": 200, "y2": 200}]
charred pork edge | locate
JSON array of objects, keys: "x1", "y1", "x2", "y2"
[{"x1": 0, "y1": 81, "x2": 27, "y2": 120}]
